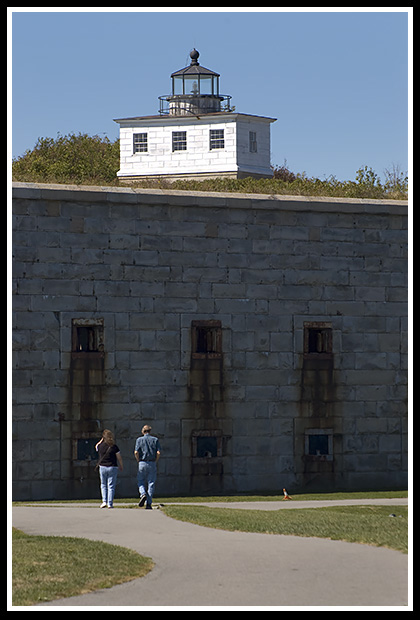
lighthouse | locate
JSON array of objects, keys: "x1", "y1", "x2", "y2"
[{"x1": 114, "y1": 49, "x2": 276, "y2": 182}]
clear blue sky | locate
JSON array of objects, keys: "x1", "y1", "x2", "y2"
[{"x1": 10, "y1": 8, "x2": 411, "y2": 182}]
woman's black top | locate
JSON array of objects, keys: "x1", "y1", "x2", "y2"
[{"x1": 98, "y1": 442, "x2": 120, "y2": 467}]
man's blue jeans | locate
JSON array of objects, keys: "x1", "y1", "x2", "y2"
[
  {"x1": 137, "y1": 461, "x2": 157, "y2": 506},
  {"x1": 99, "y1": 465, "x2": 118, "y2": 507}
]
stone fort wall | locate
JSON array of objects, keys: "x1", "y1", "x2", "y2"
[{"x1": 12, "y1": 182, "x2": 408, "y2": 500}]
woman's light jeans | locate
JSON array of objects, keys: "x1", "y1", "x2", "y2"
[
  {"x1": 99, "y1": 465, "x2": 118, "y2": 507},
  {"x1": 137, "y1": 461, "x2": 157, "y2": 507}
]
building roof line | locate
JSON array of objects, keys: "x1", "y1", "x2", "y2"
[{"x1": 114, "y1": 112, "x2": 277, "y2": 123}]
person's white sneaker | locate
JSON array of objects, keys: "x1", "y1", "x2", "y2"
[{"x1": 100, "y1": 502, "x2": 107, "y2": 508}]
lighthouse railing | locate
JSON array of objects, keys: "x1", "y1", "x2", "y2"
[{"x1": 158, "y1": 94, "x2": 232, "y2": 116}]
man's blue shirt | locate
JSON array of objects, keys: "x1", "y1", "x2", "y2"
[{"x1": 135, "y1": 434, "x2": 161, "y2": 461}]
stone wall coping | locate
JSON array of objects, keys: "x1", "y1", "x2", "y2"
[{"x1": 12, "y1": 181, "x2": 408, "y2": 214}]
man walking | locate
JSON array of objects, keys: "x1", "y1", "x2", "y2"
[{"x1": 134, "y1": 425, "x2": 161, "y2": 509}]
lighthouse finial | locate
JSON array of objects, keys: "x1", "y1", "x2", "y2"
[{"x1": 190, "y1": 48, "x2": 200, "y2": 65}]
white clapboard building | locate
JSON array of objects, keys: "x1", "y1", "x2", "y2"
[{"x1": 114, "y1": 49, "x2": 276, "y2": 182}]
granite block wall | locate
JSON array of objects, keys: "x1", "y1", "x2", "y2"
[{"x1": 12, "y1": 183, "x2": 408, "y2": 499}]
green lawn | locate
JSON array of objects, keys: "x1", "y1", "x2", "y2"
[
  {"x1": 13, "y1": 489, "x2": 408, "y2": 506},
  {"x1": 12, "y1": 528, "x2": 154, "y2": 606},
  {"x1": 161, "y1": 504, "x2": 408, "y2": 554},
  {"x1": 12, "y1": 491, "x2": 408, "y2": 605},
  {"x1": 155, "y1": 489, "x2": 408, "y2": 503}
]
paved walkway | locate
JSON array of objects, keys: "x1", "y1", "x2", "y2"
[{"x1": 12, "y1": 498, "x2": 409, "y2": 608}]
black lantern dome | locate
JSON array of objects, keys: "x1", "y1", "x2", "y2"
[{"x1": 159, "y1": 49, "x2": 232, "y2": 115}]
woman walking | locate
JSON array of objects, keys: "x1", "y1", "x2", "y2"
[{"x1": 95, "y1": 430, "x2": 123, "y2": 508}]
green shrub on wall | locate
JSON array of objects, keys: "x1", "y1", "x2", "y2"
[
  {"x1": 12, "y1": 133, "x2": 120, "y2": 185},
  {"x1": 12, "y1": 133, "x2": 408, "y2": 200}
]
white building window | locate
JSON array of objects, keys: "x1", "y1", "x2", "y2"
[
  {"x1": 209, "y1": 129, "x2": 224, "y2": 150},
  {"x1": 172, "y1": 131, "x2": 187, "y2": 151},
  {"x1": 133, "y1": 133, "x2": 148, "y2": 153},
  {"x1": 249, "y1": 131, "x2": 257, "y2": 153}
]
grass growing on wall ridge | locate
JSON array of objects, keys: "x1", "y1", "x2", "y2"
[{"x1": 12, "y1": 133, "x2": 408, "y2": 200}]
